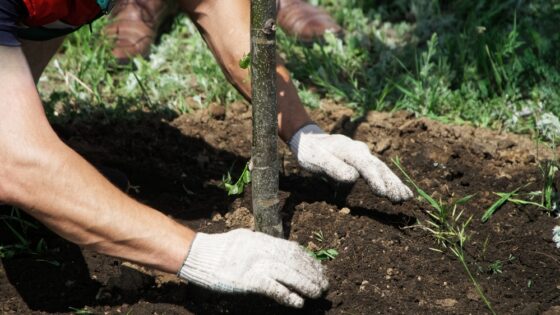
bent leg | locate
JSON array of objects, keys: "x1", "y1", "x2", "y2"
[
  {"x1": 20, "y1": 37, "x2": 66, "y2": 83},
  {"x1": 180, "y1": 0, "x2": 313, "y2": 142}
]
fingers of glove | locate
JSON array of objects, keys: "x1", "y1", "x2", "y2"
[
  {"x1": 267, "y1": 239, "x2": 329, "y2": 291},
  {"x1": 258, "y1": 277, "x2": 305, "y2": 308},
  {"x1": 377, "y1": 166, "x2": 414, "y2": 201},
  {"x1": 285, "y1": 241, "x2": 325, "y2": 272},
  {"x1": 330, "y1": 139, "x2": 413, "y2": 202},
  {"x1": 359, "y1": 157, "x2": 412, "y2": 201},
  {"x1": 363, "y1": 156, "x2": 413, "y2": 201},
  {"x1": 299, "y1": 150, "x2": 359, "y2": 182},
  {"x1": 290, "y1": 247, "x2": 329, "y2": 292},
  {"x1": 269, "y1": 263, "x2": 326, "y2": 299}
]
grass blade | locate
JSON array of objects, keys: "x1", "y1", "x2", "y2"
[
  {"x1": 392, "y1": 157, "x2": 442, "y2": 212},
  {"x1": 456, "y1": 194, "x2": 476, "y2": 205},
  {"x1": 482, "y1": 189, "x2": 519, "y2": 222}
]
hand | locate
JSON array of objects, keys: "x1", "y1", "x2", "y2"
[
  {"x1": 288, "y1": 124, "x2": 413, "y2": 202},
  {"x1": 178, "y1": 229, "x2": 328, "y2": 308}
]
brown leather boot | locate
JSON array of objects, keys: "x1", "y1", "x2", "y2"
[
  {"x1": 104, "y1": 0, "x2": 178, "y2": 64},
  {"x1": 277, "y1": 0, "x2": 343, "y2": 43}
]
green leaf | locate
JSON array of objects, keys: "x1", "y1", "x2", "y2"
[
  {"x1": 313, "y1": 248, "x2": 339, "y2": 261},
  {"x1": 482, "y1": 188, "x2": 520, "y2": 222},
  {"x1": 325, "y1": 249, "x2": 339, "y2": 258},
  {"x1": 392, "y1": 157, "x2": 444, "y2": 212},
  {"x1": 417, "y1": 189, "x2": 443, "y2": 213},
  {"x1": 242, "y1": 166, "x2": 251, "y2": 183},
  {"x1": 507, "y1": 198, "x2": 546, "y2": 208},
  {"x1": 239, "y1": 53, "x2": 251, "y2": 69},
  {"x1": 222, "y1": 163, "x2": 251, "y2": 196},
  {"x1": 456, "y1": 194, "x2": 476, "y2": 205}
]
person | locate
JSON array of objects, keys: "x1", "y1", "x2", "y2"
[
  {"x1": 104, "y1": 0, "x2": 343, "y2": 63},
  {"x1": 0, "y1": 0, "x2": 413, "y2": 309}
]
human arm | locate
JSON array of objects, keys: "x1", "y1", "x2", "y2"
[
  {"x1": 0, "y1": 46, "x2": 195, "y2": 273},
  {"x1": 181, "y1": 0, "x2": 411, "y2": 201},
  {"x1": 0, "y1": 45, "x2": 327, "y2": 307}
]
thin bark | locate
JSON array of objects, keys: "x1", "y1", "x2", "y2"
[{"x1": 251, "y1": 0, "x2": 283, "y2": 237}]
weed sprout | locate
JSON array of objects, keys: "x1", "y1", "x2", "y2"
[{"x1": 393, "y1": 157, "x2": 495, "y2": 315}]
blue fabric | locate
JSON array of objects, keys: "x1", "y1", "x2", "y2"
[
  {"x1": 96, "y1": 0, "x2": 111, "y2": 11},
  {"x1": 0, "y1": 0, "x2": 106, "y2": 44},
  {"x1": 0, "y1": 0, "x2": 25, "y2": 46}
]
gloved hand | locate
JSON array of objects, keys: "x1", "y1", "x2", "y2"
[
  {"x1": 289, "y1": 124, "x2": 413, "y2": 202},
  {"x1": 178, "y1": 229, "x2": 328, "y2": 308}
]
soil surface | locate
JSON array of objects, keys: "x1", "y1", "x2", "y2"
[{"x1": 2, "y1": 102, "x2": 560, "y2": 314}]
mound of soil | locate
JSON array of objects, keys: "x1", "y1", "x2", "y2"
[{"x1": 1, "y1": 102, "x2": 560, "y2": 314}]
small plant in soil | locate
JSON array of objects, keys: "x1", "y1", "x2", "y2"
[
  {"x1": 0, "y1": 207, "x2": 59, "y2": 266},
  {"x1": 486, "y1": 254, "x2": 515, "y2": 275},
  {"x1": 221, "y1": 163, "x2": 251, "y2": 196},
  {"x1": 69, "y1": 306, "x2": 94, "y2": 315},
  {"x1": 482, "y1": 186, "x2": 526, "y2": 223},
  {"x1": 482, "y1": 165, "x2": 558, "y2": 223},
  {"x1": 531, "y1": 139, "x2": 559, "y2": 213},
  {"x1": 1, "y1": 207, "x2": 42, "y2": 257},
  {"x1": 393, "y1": 157, "x2": 496, "y2": 315},
  {"x1": 487, "y1": 260, "x2": 503, "y2": 275},
  {"x1": 311, "y1": 248, "x2": 339, "y2": 261},
  {"x1": 537, "y1": 160, "x2": 559, "y2": 212},
  {"x1": 307, "y1": 230, "x2": 339, "y2": 261}
]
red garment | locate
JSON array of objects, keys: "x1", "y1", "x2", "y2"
[{"x1": 21, "y1": 0, "x2": 101, "y2": 27}]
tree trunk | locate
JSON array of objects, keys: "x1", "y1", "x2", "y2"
[{"x1": 251, "y1": 0, "x2": 283, "y2": 237}]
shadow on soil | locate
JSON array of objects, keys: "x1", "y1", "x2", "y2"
[{"x1": 0, "y1": 111, "x2": 398, "y2": 314}]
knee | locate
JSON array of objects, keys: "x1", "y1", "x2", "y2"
[
  {"x1": 221, "y1": 48, "x2": 249, "y2": 81},
  {"x1": 214, "y1": 45, "x2": 252, "y2": 98}
]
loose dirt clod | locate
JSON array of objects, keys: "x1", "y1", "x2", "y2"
[
  {"x1": 435, "y1": 298, "x2": 458, "y2": 308},
  {"x1": 542, "y1": 305, "x2": 560, "y2": 315},
  {"x1": 225, "y1": 207, "x2": 255, "y2": 230},
  {"x1": 375, "y1": 138, "x2": 392, "y2": 154},
  {"x1": 208, "y1": 103, "x2": 226, "y2": 120},
  {"x1": 211, "y1": 211, "x2": 223, "y2": 222},
  {"x1": 339, "y1": 207, "x2": 351, "y2": 215}
]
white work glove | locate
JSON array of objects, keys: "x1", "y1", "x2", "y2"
[
  {"x1": 178, "y1": 229, "x2": 328, "y2": 308},
  {"x1": 289, "y1": 124, "x2": 413, "y2": 202}
]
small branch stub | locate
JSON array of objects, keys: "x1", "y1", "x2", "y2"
[{"x1": 262, "y1": 19, "x2": 276, "y2": 35}]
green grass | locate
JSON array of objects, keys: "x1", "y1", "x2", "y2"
[
  {"x1": 482, "y1": 162, "x2": 558, "y2": 222},
  {"x1": 39, "y1": 0, "x2": 560, "y2": 139},
  {"x1": 0, "y1": 207, "x2": 59, "y2": 266},
  {"x1": 486, "y1": 254, "x2": 515, "y2": 275},
  {"x1": 307, "y1": 230, "x2": 340, "y2": 261},
  {"x1": 279, "y1": 0, "x2": 560, "y2": 137},
  {"x1": 40, "y1": 15, "x2": 240, "y2": 121},
  {"x1": 69, "y1": 306, "x2": 95, "y2": 315},
  {"x1": 393, "y1": 157, "x2": 495, "y2": 314}
]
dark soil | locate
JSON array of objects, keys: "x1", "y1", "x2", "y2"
[{"x1": 1, "y1": 102, "x2": 560, "y2": 314}]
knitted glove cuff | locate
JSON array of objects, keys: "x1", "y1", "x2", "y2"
[
  {"x1": 177, "y1": 232, "x2": 228, "y2": 290},
  {"x1": 287, "y1": 123, "x2": 324, "y2": 155}
]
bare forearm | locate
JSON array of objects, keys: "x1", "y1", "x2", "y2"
[
  {"x1": 5, "y1": 144, "x2": 193, "y2": 273},
  {"x1": 0, "y1": 46, "x2": 194, "y2": 274},
  {"x1": 183, "y1": 0, "x2": 313, "y2": 142},
  {"x1": 275, "y1": 64, "x2": 313, "y2": 142}
]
